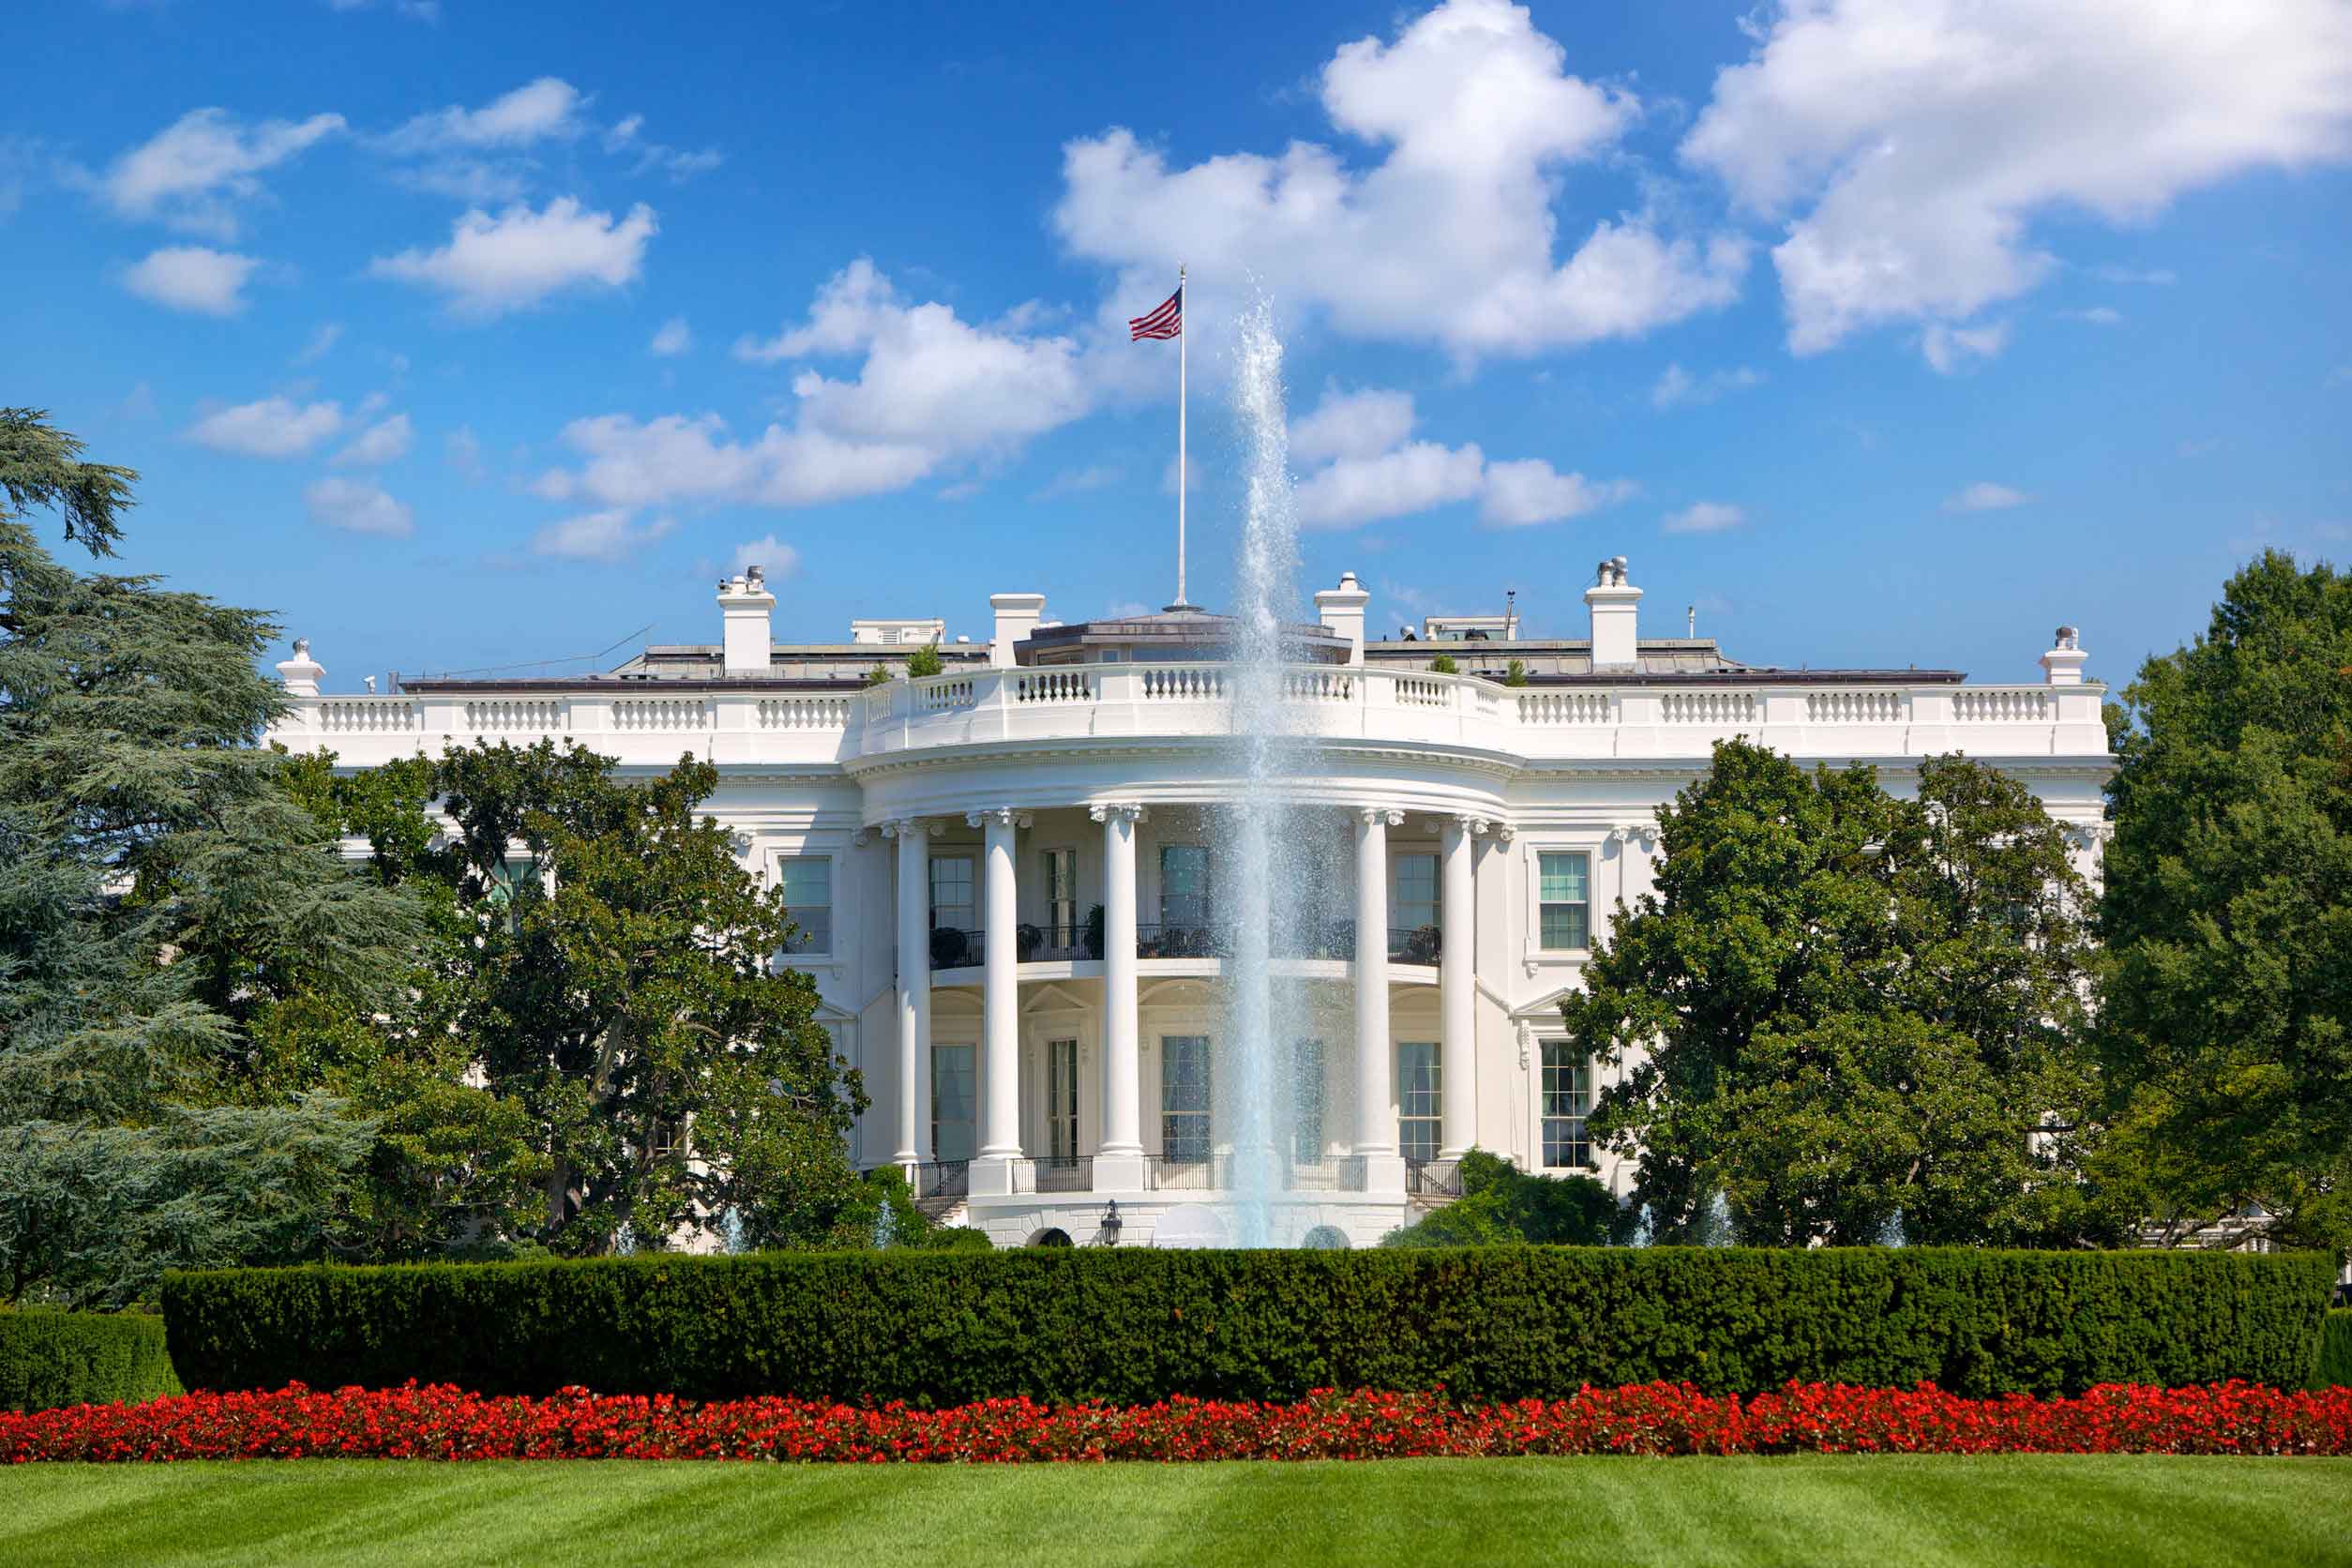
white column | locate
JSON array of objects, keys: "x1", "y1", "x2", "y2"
[
  {"x1": 1352, "y1": 807, "x2": 1406, "y2": 1193},
  {"x1": 970, "y1": 807, "x2": 1033, "y2": 1195},
  {"x1": 885, "y1": 818, "x2": 932, "y2": 1167},
  {"x1": 1439, "y1": 815, "x2": 1481, "y2": 1160},
  {"x1": 1090, "y1": 803, "x2": 1148, "y2": 1190}
]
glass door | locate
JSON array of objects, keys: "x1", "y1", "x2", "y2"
[
  {"x1": 1047, "y1": 1037, "x2": 1078, "y2": 1167},
  {"x1": 1160, "y1": 1035, "x2": 1211, "y2": 1164},
  {"x1": 931, "y1": 1044, "x2": 975, "y2": 1162}
]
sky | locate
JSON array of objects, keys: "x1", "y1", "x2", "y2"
[{"x1": 5, "y1": 0, "x2": 2349, "y2": 693}]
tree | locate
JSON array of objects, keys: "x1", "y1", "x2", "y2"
[
  {"x1": 1428, "y1": 653, "x2": 1459, "y2": 675},
  {"x1": 1503, "y1": 657, "x2": 1529, "y2": 687},
  {"x1": 2097, "y1": 550, "x2": 2352, "y2": 1254},
  {"x1": 904, "y1": 642, "x2": 944, "y2": 679},
  {"x1": 1562, "y1": 740, "x2": 2105, "y2": 1247},
  {"x1": 0, "y1": 413, "x2": 424, "y2": 1304},
  {"x1": 320, "y1": 741, "x2": 869, "y2": 1255}
]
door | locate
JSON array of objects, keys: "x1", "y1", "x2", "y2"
[
  {"x1": 1047, "y1": 1037, "x2": 1078, "y2": 1167},
  {"x1": 1161, "y1": 1034, "x2": 1211, "y2": 1164},
  {"x1": 931, "y1": 1044, "x2": 975, "y2": 1162}
]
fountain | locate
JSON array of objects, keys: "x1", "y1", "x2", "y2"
[{"x1": 1214, "y1": 299, "x2": 1330, "y2": 1246}]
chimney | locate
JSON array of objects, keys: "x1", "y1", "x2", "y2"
[
  {"x1": 717, "y1": 565, "x2": 776, "y2": 674},
  {"x1": 1313, "y1": 571, "x2": 1370, "y2": 666},
  {"x1": 276, "y1": 637, "x2": 324, "y2": 696},
  {"x1": 2040, "y1": 625, "x2": 2088, "y2": 686},
  {"x1": 1584, "y1": 554, "x2": 1640, "y2": 669},
  {"x1": 989, "y1": 592, "x2": 1047, "y2": 668}
]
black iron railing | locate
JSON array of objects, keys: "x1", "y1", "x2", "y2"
[
  {"x1": 913, "y1": 1159, "x2": 969, "y2": 1199},
  {"x1": 925, "y1": 921, "x2": 1440, "y2": 969},
  {"x1": 1406, "y1": 1157, "x2": 1463, "y2": 1197},
  {"x1": 1035, "y1": 1153, "x2": 1093, "y2": 1193}
]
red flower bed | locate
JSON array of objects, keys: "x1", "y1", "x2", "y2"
[{"x1": 8, "y1": 1381, "x2": 2349, "y2": 1464}]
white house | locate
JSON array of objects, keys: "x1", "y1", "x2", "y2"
[{"x1": 269, "y1": 559, "x2": 2112, "y2": 1247}]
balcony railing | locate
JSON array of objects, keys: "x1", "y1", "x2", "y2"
[
  {"x1": 928, "y1": 921, "x2": 1442, "y2": 969},
  {"x1": 279, "y1": 662, "x2": 2107, "y2": 773},
  {"x1": 912, "y1": 1159, "x2": 969, "y2": 1199},
  {"x1": 1035, "y1": 1154, "x2": 1093, "y2": 1193}
]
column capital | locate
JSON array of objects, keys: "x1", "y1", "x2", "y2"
[
  {"x1": 966, "y1": 807, "x2": 1033, "y2": 830},
  {"x1": 1606, "y1": 822, "x2": 1658, "y2": 851},
  {"x1": 879, "y1": 817, "x2": 942, "y2": 838},
  {"x1": 1454, "y1": 813, "x2": 1494, "y2": 837},
  {"x1": 1088, "y1": 802, "x2": 1148, "y2": 825},
  {"x1": 1485, "y1": 821, "x2": 1515, "y2": 842},
  {"x1": 1357, "y1": 806, "x2": 1405, "y2": 828}
]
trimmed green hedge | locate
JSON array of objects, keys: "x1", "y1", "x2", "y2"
[
  {"x1": 1, "y1": 1311, "x2": 183, "y2": 1413},
  {"x1": 2314, "y1": 1310, "x2": 2352, "y2": 1390},
  {"x1": 162, "y1": 1247, "x2": 2333, "y2": 1405}
]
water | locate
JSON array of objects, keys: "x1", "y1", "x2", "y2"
[{"x1": 1217, "y1": 299, "x2": 1317, "y2": 1246}]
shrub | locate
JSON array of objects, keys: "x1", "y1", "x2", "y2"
[
  {"x1": 1383, "y1": 1150, "x2": 1628, "y2": 1248},
  {"x1": 1428, "y1": 654, "x2": 1458, "y2": 674},
  {"x1": 2314, "y1": 1310, "x2": 2352, "y2": 1390},
  {"x1": 904, "y1": 643, "x2": 944, "y2": 679},
  {"x1": 11, "y1": 1380, "x2": 2352, "y2": 1463},
  {"x1": 1, "y1": 1311, "x2": 182, "y2": 1413},
  {"x1": 163, "y1": 1246, "x2": 2333, "y2": 1406}
]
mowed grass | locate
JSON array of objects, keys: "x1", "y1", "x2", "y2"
[{"x1": 8, "y1": 1456, "x2": 2352, "y2": 1568}]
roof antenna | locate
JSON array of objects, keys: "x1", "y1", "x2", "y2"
[
  {"x1": 1687, "y1": 603, "x2": 1696, "y2": 638},
  {"x1": 1502, "y1": 588, "x2": 1517, "y2": 641}
]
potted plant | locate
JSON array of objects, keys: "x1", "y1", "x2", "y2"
[{"x1": 1083, "y1": 903, "x2": 1105, "y2": 959}]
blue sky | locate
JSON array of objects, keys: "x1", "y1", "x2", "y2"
[{"x1": 6, "y1": 0, "x2": 2348, "y2": 692}]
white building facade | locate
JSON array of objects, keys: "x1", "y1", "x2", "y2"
[{"x1": 270, "y1": 562, "x2": 2111, "y2": 1248}]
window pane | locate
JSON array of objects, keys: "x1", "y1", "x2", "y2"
[
  {"x1": 932, "y1": 1045, "x2": 975, "y2": 1163},
  {"x1": 1539, "y1": 903, "x2": 1591, "y2": 951},
  {"x1": 1540, "y1": 1042, "x2": 1591, "y2": 1169},
  {"x1": 1161, "y1": 845, "x2": 1211, "y2": 926},
  {"x1": 930, "y1": 855, "x2": 974, "y2": 930},
  {"x1": 1539, "y1": 852, "x2": 1589, "y2": 903},
  {"x1": 1290, "y1": 1039, "x2": 1324, "y2": 1163},
  {"x1": 1393, "y1": 852, "x2": 1439, "y2": 932},
  {"x1": 1397, "y1": 1041, "x2": 1440, "y2": 1163},
  {"x1": 1162, "y1": 1035, "x2": 1211, "y2": 1163},
  {"x1": 778, "y1": 855, "x2": 831, "y2": 953}
]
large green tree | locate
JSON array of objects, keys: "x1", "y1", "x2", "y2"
[
  {"x1": 2098, "y1": 550, "x2": 2352, "y2": 1254},
  {"x1": 303, "y1": 740, "x2": 869, "y2": 1255},
  {"x1": 1563, "y1": 741, "x2": 2107, "y2": 1247},
  {"x1": 0, "y1": 413, "x2": 424, "y2": 1305}
]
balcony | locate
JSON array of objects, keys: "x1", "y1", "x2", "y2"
[
  {"x1": 924, "y1": 921, "x2": 1441, "y2": 971},
  {"x1": 275, "y1": 661, "x2": 2109, "y2": 775}
]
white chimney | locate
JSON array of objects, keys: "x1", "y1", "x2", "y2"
[
  {"x1": 2040, "y1": 625, "x2": 2089, "y2": 686},
  {"x1": 1313, "y1": 571, "x2": 1370, "y2": 665},
  {"x1": 1584, "y1": 555, "x2": 1640, "y2": 669},
  {"x1": 276, "y1": 638, "x2": 324, "y2": 696},
  {"x1": 717, "y1": 565, "x2": 776, "y2": 674},
  {"x1": 990, "y1": 592, "x2": 1046, "y2": 668}
]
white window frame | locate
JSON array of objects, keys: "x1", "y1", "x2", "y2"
[
  {"x1": 1530, "y1": 845, "x2": 1595, "y2": 956},
  {"x1": 1041, "y1": 845, "x2": 1079, "y2": 949},
  {"x1": 1537, "y1": 1040, "x2": 1594, "y2": 1170},
  {"x1": 1396, "y1": 1040, "x2": 1440, "y2": 1163}
]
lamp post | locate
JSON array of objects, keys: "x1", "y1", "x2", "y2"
[{"x1": 1102, "y1": 1199, "x2": 1123, "y2": 1246}]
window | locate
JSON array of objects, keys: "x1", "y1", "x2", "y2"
[
  {"x1": 479, "y1": 856, "x2": 538, "y2": 928},
  {"x1": 776, "y1": 855, "x2": 831, "y2": 954},
  {"x1": 929, "y1": 854, "x2": 975, "y2": 933},
  {"x1": 1161, "y1": 1035, "x2": 1211, "y2": 1164},
  {"x1": 1539, "y1": 852, "x2": 1591, "y2": 951},
  {"x1": 1047, "y1": 1037, "x2": 1078, "y2": 1167},
  {"x1": 1393, "y1": 852, "x2": 1439, "y2": 935},
  {"x1": 1043, "y1": 848, "x2": 1078, "y2": 947},
  {"x1": 1397, "y1": 1042, "x2": 1441, "y2": 1162},
  {"x1": 1541, "y1": 1043, "x2": 1592, "y2": 1168},
  {"x1": 1160, "y1": 844, "x2": 1211, "y2": 929},
  {"x1": 1290, "y1": 1038, "x2": 1326, "y2": 1163},
  {"x1": 931, "y1": 1044, "x2": 975, "y2": 1163}
]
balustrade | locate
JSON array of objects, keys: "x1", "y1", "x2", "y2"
[
  {"x1": 1952, "y1": 687, "x2": 2052, "y2": 722},
  {"x1": 1805, "y1": 689, "x2": 1904, "y2": 724},
  {"x1": 1661, "y1": 690, "x2": 1757, "y2": 726},
  {"x1": 463, "y1": 699, "x2": 566, "y2": 732},
  {"x1": 612, "y1": 697, "x2": 712, "y2": 731},
  {"x1": 757, "y1": 696, "x2": 852, "y2": 730},
  {"x1": 315, "y1": 698, "x2": 421, "y2": 733}
]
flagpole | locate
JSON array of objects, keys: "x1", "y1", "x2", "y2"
[{"x1": 1176, "y1": 262, "x2": 1187, "y2": 609}]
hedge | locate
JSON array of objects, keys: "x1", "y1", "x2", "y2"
[
  {"x1": 162, "y1": 1247, "x2": 2333, "y2": 1406},
  {"x1": 2314, "y1": 1311, "x2": 2352, "y2": 1390},
  {"x1": 1, "y1": 1311, "x2": 183, "y2": 1413}
]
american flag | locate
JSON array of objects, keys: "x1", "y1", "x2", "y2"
[{"x1": 1129, "y1": 286, "x2": 1183, "y2": 341}]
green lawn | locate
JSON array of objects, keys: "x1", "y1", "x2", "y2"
[{"x1": 7, "y1": 1456, "x2": 2349, "y2": 1568}]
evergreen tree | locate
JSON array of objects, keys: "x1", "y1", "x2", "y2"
[
  {"x1": 1562, "y1": 740, "x2": 2106, "y2": 1246},
  {"x1": 2098, "y1": 550, "x2": 2352, "y2": 1253},
  {"x1": 0, "y1": 413, "x2": 424, "y2": 1304}
]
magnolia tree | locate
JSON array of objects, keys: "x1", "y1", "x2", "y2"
[{"x1": 1561, "y1": 740, "x2": 2110, "y2": 1248}]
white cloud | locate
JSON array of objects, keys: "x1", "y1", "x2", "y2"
[
  {"x1": 734, "y1": 258, "x2": 1093, "y2": 453},
  {"x1": 1287, "y1": 383, "x2": 1633, "y2": 530},
  {"x1": 292, "y1": 322, "x2": 343, "y2": 365},
  {"x1": 649, "y1": 315, "x2": 691, "y2": 355},
  {"x1": 1683, "y1": 0, "x2": 2352, "y2": 354},
  {"x1": 332, "y1": 412, "x2": 412, "y2": 467},
  {"x1": 94, "y1": 107, "x2": 344, "y2": 239},
  {"x1": 2059, "y1": 306, "x2": 2124, "y2": 325},
  {"x1": 2088, "y1": 264, "x2": 2178, "y2": 286},
  {"x1": 369, "y1": 198, "x2": 656, "y2": 318},
  {"x1": 1661, "y1": 501, "x2": 1746, "y2": 535},
  {"x1": 1297, "y1": 441, "x2": 1487, "y2": 530},
  {"x1": 186, "y1": 397, "x2": 343, "y2": 458},
  {"x1": 118, "y1": 246, "x2": 260, "y2": 314},
  {"x1": 530, "y1": 507, "x2": 676, "y2": 563},
  {"x1": 534, "y1": 413, "x2": 934, "y2": 511},
  {"x1": 304, "y1": 476, "x2": 413, "y2": 536},
  {"x1": 1290, "y1": 386, "x2": 1418, "y2": 466},
  {"x1": 1651, "y1": 362, "x2": 1763, "y2": 409},
  {"x1": 1033, "y1": 464, "x2": 1122, "y2": 500},
  {"x1": 384, "y1": 79, "x2": 586, "y2": 153},
  {"x1": 730, "y1": 535, "x2": 801, "y2": 579},
  {"x1": 1943, "y1": 481, "x2": 2031, "y2": 513},
  {"x1": 445, "y1": 425, "x2": 488, "y2": 481},
  {"x1": 603, "y1": 113, "x2": 723, "y2": 181},
  {"x1": 1481, "y1": 460, "x2": 1637, "y2": 527},
  {"x1": 1053, "y1": 0, "x2": 1747, "y2": 361},
  {"x1": 1921, "y1": 320, "x2": 2010, "y2": 374}
]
